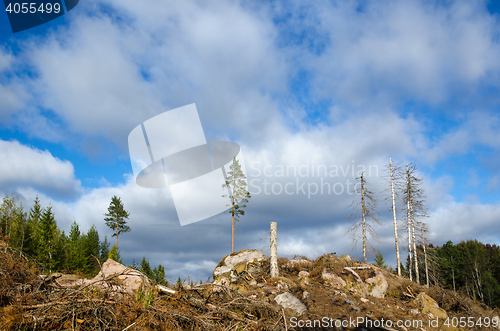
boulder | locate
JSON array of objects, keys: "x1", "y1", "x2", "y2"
[
  {"x1": 365, "y1": 269, "x2": 388, "y2": 298},
  {"x1": 342, "y1": 267, "x2": 368, "y2": 296},
  {"x1": 286, "y1": 259, "x2": 311, "y2": 267},
  {"x1": 274, "y1": 292, "x2": 307, "y2": 315},
  {"x1": 91, "y1": 259, "x2": 151, "y2": 294},
  {"x1": 298, "y1": 271, "x2": 311, "y2": 285},
  {"x1": 322, "y1": 271, "x2": 347, "y2": 288},
  {"x1": 413, "y1": 292, "x2": 448, "y2": 319},
  {"x1": 56, "y1": 275, "x2": 92, "y2": 288},
  {"x1": 341, "y1": 254, "x2": 352, "y2": 261},
  {"x1": 213, "y1": 249, "x2": 267, "y2": 282}
]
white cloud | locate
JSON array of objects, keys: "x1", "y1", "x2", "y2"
[
  {"x1": 0, "y1": 140, "x2": 81, "y2": 198},
  {"x1": 304, "y1": 1, "x2": 500, "y2": 106},
  {"x1": 430, "y1": 202, "x2": 500, "y2": 245}
]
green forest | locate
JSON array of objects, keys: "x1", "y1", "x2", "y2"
[
  {"x1": 1, "y1": 193, "x2": 500, "y2": 309},
  {"x1": 0, "y1": 194, "x2": 167, "y2": 286}
]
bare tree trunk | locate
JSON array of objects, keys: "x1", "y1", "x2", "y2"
[
  {"x1": 473, "y1": 262, "x2": 484, "y2": 302},
  {"x1": 231, "y1": 197, "x2": 235, "y2": 253},
  {"x1": 421, "y1": 221, "x2": 429, "y2": 287},
  {"x1": 361, "y1": 172, "x2": 367, "y2": 264},
  {"x1": 452, "y1": 268, "x2": 456, "y2": 291},
  {"x1": 406, "y1": 165, "x2": 412, "y2": 281},
  {"x1": 390, "y1": 158, "x2": 401, "y2": 276},
  {"x1": 19, "y1": 221, "x2": 25, "y2": 257},
  {"x1": 270, "y1": 222, "x2": 278, "y2": 277},
  {"x1": 116, "y1": 219, "x2": 119, "y2": 251},
  {"x1": 410, "y1": 196, "x2": 419, "y2": 284}
]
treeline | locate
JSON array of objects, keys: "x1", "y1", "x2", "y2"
[
  {"x1": 411, "y1": 240, "x2": 500, "y2": 309},
  {"x1": 0, "y1": 194, "x2": 167, "y2": 285}
]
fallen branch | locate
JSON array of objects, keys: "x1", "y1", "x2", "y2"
[
  {"x1": 21, "y1": 298, "x2": 117, "y2": 309},
  {"x1": 156, "y1": 285, "x2": 176, "y2": 295}
]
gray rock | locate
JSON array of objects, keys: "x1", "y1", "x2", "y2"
[
  {"x1": 213, "y1": 249, "x2": 267, "y2": 277},
  {"x1": 322, "y1": 271, "x2": 347, "y2": 288},
  {"x1": 274, "y1": 292, "x2": 307, "y2": 316},
  {"x1": 366, "y1": 269, "x2": 388, "y2": 298},
  {"x1": 286, "y1": 259, "x2": 311, "y2": 267},
  {"x1": 343, "y1": 299, "x2": 355, "y2": 305},
  {"x1": 342, "y1": 267, "x2": 363, "y2": 283},
  {"x1": 90, "y1": 259, "x2": 151, "y2": 295},
  {"x1": 341, "y1": 254, "x2": 352, "y2": 261}
]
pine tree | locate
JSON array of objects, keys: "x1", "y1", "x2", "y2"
[
  {"x1": 222, "y1": 157, "x2": 251, "y2": 253},
  {"x1": 104, "y1": 196, "x2": 130, "y2": 251},
  {"x1": 347, "y1": 172, "x2": 381, "y2": 264}
]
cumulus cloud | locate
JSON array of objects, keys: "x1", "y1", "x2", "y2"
[
  {"x1": 0, "y1": 140, "x2": 82, "y2": 199},
  {"x1": 298, "y1": 1, "x2": 500, "y2": 107}
]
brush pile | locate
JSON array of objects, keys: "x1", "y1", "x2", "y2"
[
  {"x1": 2, "y1": 240, "x2": 500, "y2": 331},
  {"x1": 0, "y1": 242, "x2": 285, "y2": 330}
]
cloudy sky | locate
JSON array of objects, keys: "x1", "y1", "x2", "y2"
[{"x1": 1, "y1": 0, "x2": 500, "y2": 281}]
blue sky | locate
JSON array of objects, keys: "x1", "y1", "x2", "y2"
[{"x1": 1, "y1": 0, "x2": 500, "y2": 281}]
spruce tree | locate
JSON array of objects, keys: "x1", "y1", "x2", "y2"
[
  {"x1": 139, "y1": 256, "x2": 153, "y2": 279},
  {"x1": 36, "y1": 206, "x2": 58, "y2": 273},
  {"x1": 84, "y1": 225, "x2": 100, "y2": 275},
  {"x1": 153, "y1": 264, "x2": 166, "y2": 285},
  {"x1": 108, "y1": 245, "x2": 122, "y2": 263},
  {"x1": 222, "y1": 157, "x2": 251, "y2": 253},
  {"x1": 104, "y1": 196, "x2": 130, "y2": 251},
  {"x1": 68, "y1": 221, "x2": 84, "y2": 272},
  {"x1": 25, "y1": 196, "x2": 42, "y2": 257},
  {"x1": 100, "y1": 235, "x2": 110, "y2": 262},
  {"x1": 374, "y1": 250, "x2": 387, "y2": 269}
]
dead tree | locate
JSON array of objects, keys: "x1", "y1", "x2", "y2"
[
  {"x1": 347, "y1": 172, "x2": 381, "y2": 264},
  {"x1": 384, "y1": 158, "x2": 403, "y2": 276},
  {"x1": 401, "y1": 164, "x2": 428, "y2": 285}
]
